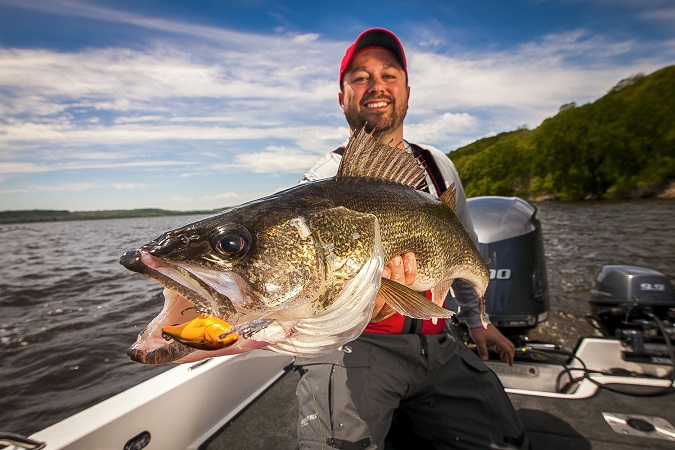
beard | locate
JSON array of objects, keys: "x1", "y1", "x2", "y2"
[{"x1": 344, "y1": 95, "x2": 408, "y2": 136}]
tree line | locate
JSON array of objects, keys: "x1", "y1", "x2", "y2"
[
  {"x1": 451, "y1": 65, "x2": 675, "y2": 200},
  {"x1": 0, "y1": 208, "x2": 213, "y2": 224}
]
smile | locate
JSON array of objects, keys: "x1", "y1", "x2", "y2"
[{"x1": 365, "y1": 101, "x2": 389, "y2": 108}]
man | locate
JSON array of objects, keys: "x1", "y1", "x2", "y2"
[{"x1": 296, "y1": 28, "x2": 528, "y2": 449}]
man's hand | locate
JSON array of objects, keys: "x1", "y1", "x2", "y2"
[
  {"x1": 371, "y1": 252, "x2": 417, "y2": 321},
  {"x1": 469, "y1": 324, "x2": 516, "y2": 366}
]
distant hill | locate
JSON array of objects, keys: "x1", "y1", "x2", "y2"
[
  {"x1": 0, "y1": 208, "x2": 217, "y2": 224},
  {"x1": 451, "y1": 65, "x2": 675, "y2": 200}
]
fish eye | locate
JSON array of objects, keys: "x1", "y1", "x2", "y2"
[{"x1": 211, "y1": 227, "x2": 251, "y2": 258}]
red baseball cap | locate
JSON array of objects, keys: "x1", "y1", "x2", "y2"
[{"x1": 339, "y1": 28, "x2": 408, "y2": 89}]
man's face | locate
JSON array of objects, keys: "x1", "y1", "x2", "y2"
[{"x1": 339, "y1": 47, "x2": 410, "y2": 138}]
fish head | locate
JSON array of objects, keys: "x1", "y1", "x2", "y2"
[{"x1": 121, "y1": 199, "x2": 384, "y2": 364}]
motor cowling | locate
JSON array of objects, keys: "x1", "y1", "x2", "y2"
[
  {"x1": 589, "y1": 265, "x2": 675, "y2": 347},
  {"x1": 447, "y1": 196, "x2": 549, "y2": 333}
]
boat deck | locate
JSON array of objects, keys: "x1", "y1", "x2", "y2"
[
  {"x1": 510, "y1": 384, "x2": 675, "y2": 449},
  {"x1": 203, "y1": 368, "x2": 299, "y2": 450},
  {"x1": 206, "y1": 368, "x2": 675, "y2": 450}
]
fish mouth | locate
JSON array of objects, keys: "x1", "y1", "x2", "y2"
[
  {"x1": 126, "y1": 289, "x2": 203, "y2": 364},
  {"x1": 120, "y1": 249, "x2": 237, "y2": 318},
  {"x1": 121, "y1": 249, "x2": 265, "y2": 364}
]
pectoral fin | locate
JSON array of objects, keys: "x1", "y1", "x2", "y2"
[
  {"x1": 429, "y1": 279, "x2": 454, "y2": 325},
  {"x1": 371, "y1": 304, "x2": 396, "y2": 323},
  {"x1": 378, "y1": 278, "x2": 454, "y2": 320}
]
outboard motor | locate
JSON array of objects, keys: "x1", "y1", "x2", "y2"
[
  {"x1": 589, "y1": 265, "x2": 675, "y2": 361},
  {"x1": 447, "y1": 196, "x2": 549, "y2": 335}
]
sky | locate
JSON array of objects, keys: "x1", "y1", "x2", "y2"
[{"x1": 0, "y1": 0, "x2": 674, "y2": 212}]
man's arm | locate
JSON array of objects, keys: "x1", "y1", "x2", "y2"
[
  {"x1": 422, "y1": 145, "x2": 515, "y2": 365},
  {"x1": 299, "y1": 152, "x2": 342, "y2": 183},
  {"x1": 419, "y1": 146, "x2": 485, "y2": 323}
]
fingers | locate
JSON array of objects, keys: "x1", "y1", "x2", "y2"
[
  {"x1": 470, "y1": 325, "x2": 516, "y2": 366},
  {"x1": 388, "y1": 255, "x2": 404, "y2": 283},
  {"x1": 494, "y1": 336, "x2": 515, "y2": 366},
  {"x1": 402, "y1": 252, "x2": 417, "y2": 286},
  {"x1": 385, "y1": 253, "x2": 417, "y2": 287},
  {"x1": 374, "y1": 253, "x2": 417, "y2": 322},
  {"x1": 503, "y1": 350, "x2": 515, "y2": 366},
  {"x1": 371, "y1": 293, "x2": 386, "y2": 319},
  {"x1": 382, "y1": 265, "x2": 392, "y2": 280},
  {"x1": 476, "y1": 339, "x2": 489, "y2": 361},
  {"x1": 496, "y1": 347, "x2": 515, "y2": 366}
]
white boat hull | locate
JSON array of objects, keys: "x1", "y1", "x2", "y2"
[
  {"x1": 7, "y1": 339, "x2": 674, "y2": 450},
  {"x1": 24, "y1": 351, "x2": 293, "y2": 450}
]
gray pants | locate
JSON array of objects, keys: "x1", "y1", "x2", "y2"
[{"x1": 296, "y1": 331, "x2": 528, "y2": 450}]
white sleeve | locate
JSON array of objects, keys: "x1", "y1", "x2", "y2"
[
  {"x1": 417, "y1": 145, "x2": 477, "y2": 244},
  {"x1": 418, "y1": 144, "x2": 489, "y2": 328},
  {"x1": 299, "y1": 152, "x2": 342, "y2": 183}
]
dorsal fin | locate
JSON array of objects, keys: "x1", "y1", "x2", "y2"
[
  {"x1": 336, "y1": 128, "x2": 427, "y2": 190},
  {"x1": 440, "y1": 182, "x2": 456, "y2": 212}
]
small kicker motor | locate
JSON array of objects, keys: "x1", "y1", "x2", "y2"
[{"x1": 589, "y1": 265, "x2": 675, "y2": 363}]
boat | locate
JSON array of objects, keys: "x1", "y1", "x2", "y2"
[
  {"x1": 3, "y1": 197, "x2": 674, "y2": 450},
  {"x1": 463, "y1": 197, "x2": 675, "y2": 449},
  {"x1": 1, "y1": 351, "x2": 295, "y2": 450}
]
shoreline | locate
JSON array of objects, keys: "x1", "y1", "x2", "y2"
[
  {"x1": 1, "y1": 186, "x2": 673, "y2": 225},
  {"x1": 527, "y1": 180, "x2": 675, "y2": 202}
]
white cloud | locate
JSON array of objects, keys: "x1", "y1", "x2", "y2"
[
  {"x1": 1, "y1": 0, "x2": 674, "y2": 210},
  {"x1": 0, "y1": 46, "x2": 330, "y2": 107},
  {"x1": 231, "y1": 149, "x2": 319, "y2": 173},
  {"x1": 171, "y1": 191, "x2": 245, "y2": 203},
  {"x1": 406, "y1": 113, "x2": 478, "y2": 144},
  {"x1": 407, "y1": 29, "x2": 673, "y2": 137},
  {"x1": 0, "y1": 159, "x2": 193, "y2": 175},
  {"x1": 1, "y1": 14, "x2": 669, "y2": 156},
  {"x1": 0, "y1": 162, "x2": 53, "y2": 174},
  {"x1": 169, "y1": 191, "x2": 252, "y2": 210},
  {"x1": 0, "y1": 182, "x2": 98, "y2": 194}
]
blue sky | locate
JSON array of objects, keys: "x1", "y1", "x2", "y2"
[{"x1": 1, "y1": 0, "x2": 673, "y2": 212}]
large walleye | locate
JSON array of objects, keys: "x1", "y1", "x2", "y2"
[{"x1": 120, "y1": 129, "x2": 489, "y2": 365}]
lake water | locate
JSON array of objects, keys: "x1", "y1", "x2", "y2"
[{"x1": 1, "y1": 200, "x2": 674, "y2": 436}]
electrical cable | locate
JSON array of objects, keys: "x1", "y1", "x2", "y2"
[{"x1": 517, "y1": 311, "x2": 675, "y2": 397}]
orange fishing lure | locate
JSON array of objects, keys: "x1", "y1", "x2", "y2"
[{"x1": 162, "y1": 315, "x2": 239, "y2": 350}]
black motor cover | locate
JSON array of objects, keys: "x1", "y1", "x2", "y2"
[
  {"x1": 591, "y1": 265, "x2": 674, "y2": 309},
  {"x1": 447, "y1": 196, "x2": 549, "y2": 332},
  {"x1": 589, "y1": 265, "x2": 675, "y2": 342}
]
